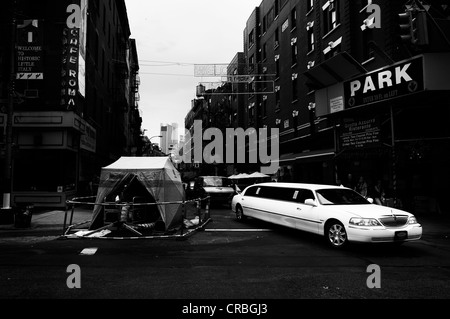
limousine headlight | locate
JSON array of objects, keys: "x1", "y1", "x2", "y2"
[
  {"x1": 408, "y1": 216, "x2": 418, "y2": 224},
  {"x1": 349, "y1": 218, "x2": 382, "y2": 227}
]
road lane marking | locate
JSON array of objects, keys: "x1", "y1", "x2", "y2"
[
  {"x1": 79, "y1": 247, "x2": 98, "y2": 255},
  {"x1": 205, "y1": 229, "x2": 273, "y2": 232}
]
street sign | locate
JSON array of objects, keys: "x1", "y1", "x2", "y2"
[{"x1": 16, "y1": 73, "x2": 43, "y2": 80}]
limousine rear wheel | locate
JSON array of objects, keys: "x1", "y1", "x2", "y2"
[
  {"x1": 235, "y1": 205, "x2": 245, "y2": 221},
  {"x1": 326, "y1": 220, "x2": 348, "y2": 248}
]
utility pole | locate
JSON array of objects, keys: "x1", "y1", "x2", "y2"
[{"x1": 3, "y1": 0, "x2": 16, "y2": 209}]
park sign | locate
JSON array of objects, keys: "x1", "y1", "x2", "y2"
[{"x1": 344, "y1": 56, "x2": 424, "y2": 109}]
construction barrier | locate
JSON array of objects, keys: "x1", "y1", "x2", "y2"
[{"x1": 63, "y1": 195, "x2": 212, "y2": 240}]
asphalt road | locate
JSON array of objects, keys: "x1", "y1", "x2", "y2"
[{"x1": 0, "y1": 207, "x2": 449, "y2": 310}]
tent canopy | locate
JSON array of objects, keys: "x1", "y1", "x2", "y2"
[
  {"x1": 247, "y1": 172, "x2": 270, "y2": 179},
  {"x1": 228, "y1": 172, "x2": 270, "y2": 179},
  {"x1": 228, "y1": 173, "x2": 250, "y2": 179},
  {"x1": 89, "y1": 156, "x2": 185, "y2": 231}
]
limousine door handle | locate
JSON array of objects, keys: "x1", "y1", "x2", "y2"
[{"x1": 297, "y1": 207, "x2": 302, "y2": 210}]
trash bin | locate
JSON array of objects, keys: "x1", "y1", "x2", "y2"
[{"x1": 14, "y1": 204, "x2": 33, "y2": 228}]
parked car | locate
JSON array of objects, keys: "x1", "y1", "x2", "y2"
[
  {"x1": 191, "y1": 176, "x2": 236, "y2": 207},
  {"x1": 231, "y1": 182, "x2": 422, "y2": 248}
]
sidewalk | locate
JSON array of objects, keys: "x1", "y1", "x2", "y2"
[{"x1": 0, "y1": 207, "x2": 93, "y2": 235}]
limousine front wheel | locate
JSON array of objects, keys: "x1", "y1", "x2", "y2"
[
  {"x1": 326, "y1": 220, "x2": 348, "y2": 248},
  {"x1": 235, "y1": 205, "x2": 246, "y2": 221}
]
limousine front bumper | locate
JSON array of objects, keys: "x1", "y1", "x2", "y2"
[{"x1": 347, "y1": 224, "x2": 422, "y2": 243}]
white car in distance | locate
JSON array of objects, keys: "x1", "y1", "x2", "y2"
[{"x1": 231, "y1": 182, "x2": 422, "y2": 248}]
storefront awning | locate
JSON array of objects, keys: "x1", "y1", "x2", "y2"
[{"x1": 304, "y1": 52, "x2": 367, "y2": 88}]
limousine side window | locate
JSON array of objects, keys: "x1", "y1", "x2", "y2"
[
  {"x1": 258, "y1": 186, "x2": 294, "y2": 201},
  {"x1": 294, "y1": 189, "x2": 315, "y2": 204},
  {"x1": 244, "y1": 186, "x2": 260, "y2": 197}
]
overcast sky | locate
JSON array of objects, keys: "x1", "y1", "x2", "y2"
[{"x1": 124, "y1": 0, "x2": 262, "y2": 141}]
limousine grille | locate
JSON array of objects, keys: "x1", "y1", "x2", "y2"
[{"x1": 379, "y1": 215, "x2": 408, "y2": 227}]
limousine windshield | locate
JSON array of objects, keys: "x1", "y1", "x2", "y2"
[{"x1": 316, "y1": 188, "x2": 371, "y2": 205}]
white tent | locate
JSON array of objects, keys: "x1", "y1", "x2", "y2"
[
  {"x1": 89, "y1": 157, "x2": 185, "y2": 231},
  {"x1": 247, "y1": 172, "x2": 270, "y2": 178},
  {"x1": 228, "y1": 173, "x2": 250, "y2": 179}
]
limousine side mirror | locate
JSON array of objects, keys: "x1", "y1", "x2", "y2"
[
  {"x1": 304, "y1": 199, "x2": 317, "y2": 207},
  {"x1": 367, "y1": 197, "x2": 374, "y2": 204}
]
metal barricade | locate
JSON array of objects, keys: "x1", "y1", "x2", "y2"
[{"x1": 63, "y1": 195, "x2": 212, "y2": 239}]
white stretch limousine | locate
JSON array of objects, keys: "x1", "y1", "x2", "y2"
[{"x1": 231, "y1": 183, "x2": 422, "y2": 248}]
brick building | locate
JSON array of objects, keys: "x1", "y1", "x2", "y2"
[
  {"x1": 238, "y1": 0, "x2": 450, "y2": 214},
  {"x1": 184, "y1": 0, "x2": 450, "y2": 215},
  {"x1": 0, "y1": 0, "x2": 142, "y2": 208}
]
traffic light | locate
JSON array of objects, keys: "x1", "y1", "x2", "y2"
[
  {"x1": 398, "y1": 10, "x2": 429, "y2": 46},
  {"x1": 412, "y1": 11, "x2": 429, "y2": 46},
  {"x1": 398, "y1": 11, "x2": 414, "y2": 43}
]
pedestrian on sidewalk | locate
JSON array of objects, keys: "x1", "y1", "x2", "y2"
[{"x1": 356, "y1": 176, "x2": 368, "y2": 198}]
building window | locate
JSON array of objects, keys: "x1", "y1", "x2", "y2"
[
  {"x1": 323, "y1": 37, "x2": 342, "y2": 59},
  {"x1": 275, "y1": 86, "x2": 281, "y2": 109},
  {"x1": 275, "y1": 55, "x2": 280, "y2": 78},
  {"x1": 262, "y1": 42, "x2": 267, "y2": 61},
  {"x1": 307, "y1": 22, "x2": 315, "y2": 53},
  {"x1": 291, "y1": 38, "x2": 298, "y2": 66},
  {"x1": 249, "y1": 54, "x2": 255, "y2": 73},
  {"x1": 249, "y1": 29, "x2": 255, "y2": 48},
  {"x1": 291, "y1": 8, "x2": 297, "y2": 31},
  {"x1": 248, "y1": 79, "x2": 256, "y2": 96},
  {"x1": 267, "y1": 7, "x2": 275, "y2": 27},
  {"x1": 362, "y1": 29, "x2": 375, "y2": 61},
  {"x1": 307, "y1": 0, "x2": 314, "y2": 13},
  {"x1": 274, "y1": 0, "x2": 279, "y2": 17},
  {"x1": 262, "y1": 16, "x2": 267, "y2": 34},
  {"x1": 292, "y1": 44, "x2": 298, "y2": 65},
  {"x1": 248, "y1": 104, "x2": 255, "y2": 123},
  {"x1": 292, "y1": 77, "x2": 298, "y2": 101},
  {"x1": 323, "y1": 0, "x2": 340, "y2": 34},
  {"x1": 262, "y1": 96, "x2": 267, "y2": 117},
  {"x1": 274, "y1": 28, "x2": 280, "y2": 48}
]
